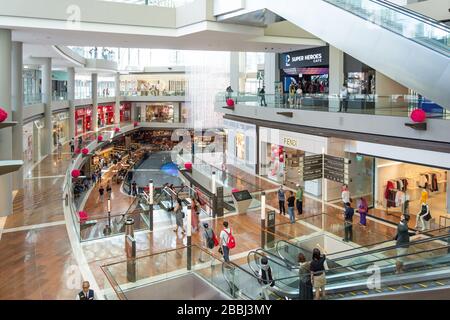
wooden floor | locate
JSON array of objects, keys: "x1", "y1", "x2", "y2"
[{"x1": 0, "y1": 144, "x2": 444, "y2": 300}]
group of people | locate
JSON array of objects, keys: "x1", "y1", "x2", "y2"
[
  {"x1": 258, "y1": 247, "x2": 328, "y2": 300},
  {"x1": 277, "y1": 185, "x2": 304, "y2": 224}
]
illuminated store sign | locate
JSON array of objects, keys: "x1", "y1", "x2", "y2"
[{"x1": 280, "y1": 46, "x2": 329, "y2": 69}]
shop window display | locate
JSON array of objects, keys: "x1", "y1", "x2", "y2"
[
  {"x1": 145, "y1": 104, "x2": 174, "y2": 123},
  {"x1": 235, "y1": 133, "x2": 246, "y2": 161},
  {"x1": 377, "y1": 160, "x2": 448, "y2": 223}
]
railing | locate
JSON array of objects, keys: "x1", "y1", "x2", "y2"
[
  {"x1": 24, "y1": 93, "x2": 42, "y2": 105},
  {"x1": 52, "y1": 92, "x2": 68, "y2": 102},
  {"x1": 98, "y1": 0, "x2": 194, "y2": 8},
  {"x1": 323, "y1": 0, "x2": 450, "y2": 57},
  {"x1": 217, "y1": 92, "x2": 449, "y2": 119},
  {"x1": 120, "y1": 90, "x2": 186, "y2": 97},
  {"x1": 100, "y1": 245, "x2": 265, "y2": 300}
]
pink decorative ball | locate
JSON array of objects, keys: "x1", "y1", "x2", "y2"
[
  {"x1": 71, "y1": 169, "x2": 81, "y2": 178},
  {"x1": 184, "y1": 162, "x2": 193, "y2": 171},
  {"x1": 78, "y1": 211, "x2": 88, "y2": 222},
  {"x1": 75, "y1": 148, "x2": 81, "y2": 155},
  {"x1": 97, "y1": 135, "x2": 103, "y2": 142},
  {"x1": 410, "y1": 109, "x2": 426, "y2": 123},
  {"x1": 134, "y1": 121, "x2": 139, "y2": 127},
  {"x1": 81, "y1": 148, "x2": 89, "y2": 155},
  {"x1": 114, "y1": 127, "x2": 121, "y2": 133},
  {"x1": 232, "y1": 188, "x2": 239, "y2": 193},
  {"x1": 226, "y1": 99, "x2": 235, "y2": 107},
  {"x1": 0, "y1": 108, "x2": 7, "y2": 122}
]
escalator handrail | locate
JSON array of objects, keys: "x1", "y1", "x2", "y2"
[
  {"x1": 331, "y1": 231, "x2": 450, "y2": 263},
  {"x1": 254, "y1": 248, "x2": 297, "y2": 269},
  {"x1": 268, "y1": 243, "x2": 450, "y2": 284},
  {"x1": 327, "y1": 225, "x2": 450, "y2": 259},
  {"x1": 372, "y1": 0, "x2": 450, "y2": 31},
  {"x1": 323, "y1": 0, "x2": 450, "y2": 56},
  {"x1": 275, "y1": 239, "x2": 312, "y2": 264}
]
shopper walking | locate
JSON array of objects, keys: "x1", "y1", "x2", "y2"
[
  {"x1": 219, "y1": 221, "x2": 234, "y2": 263},
  {"x1": 310, "y1": 248, "x2": 327, "y2": 300},
  {"x1": 69, "y1": 138, "x2": 75, "y2": 153},
  {"x1": 277, "y1": 185, "x2": 286, "y2": 215},
  {"x1": 199, "y1": 223, "x2": 217, "y2": 263},
  {"x1": 394, "y1": 214, "x2": 411, "y2": 274},
  {"x1": 298, "y1": 253, "x2": 313, "y2": 300},
  {"x1": 341, "y1": 184, "x2": 350, "y2": 207},
  {"x1": 98, "y1": 185, "x2": 105, "y2": 202},
  {"x1": 131, "y1": 181, "x2": 137, "y2": 197},
  {"x1": 296, "y1": 184, "x2": 304, "y2": 215},
  {"x1": 91, "y1": 172, "x2": 97, "y2": 185},
  {"x1": 78, "y1": 136, "x2": 83, "y2": 149},
  {"x1": 258, "y1": 86, "x2": 267, "y2": 107},
  {"x1": 258, "y1": 257, "x2": 275, "y2": 300},
  {"x1": 287, "y1": 191, "x2": 296, "y2": 224},
  {"x1": 173, "y1": 198, "x2": 186, "y2": 235},
  {"x1": 343, "y1": 202, "x2": 354, "y2": 242},
  {"x1": 358, "y1": 197, "x2": 368, "y2": 227},
  {"x1": 225, "y1": 85, "x2": 233, "y2": 99},
  {"x1": 106, "y1": 182, "x2": 112, "y2": 199},
  {"x1": 191, "y1": 198, "x2": 200, "y2": 232},
  {"x1": 76, "y1": 281, "x2": 97, "y2": 300},
  {"x1": 339, "y1": 84, "x2": 348, "y2": 112}
]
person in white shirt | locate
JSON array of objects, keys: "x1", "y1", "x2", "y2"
[
  {"x1": 219, "y1": 221, "x2": 231, "y2": 262},
  {"x1": 339, "y1": 85, "x2": 348, "y2": 112},
  {"x1": 341, "y1": 184, "x2": 350, "y2": 206},
  {"x1": 76, "y1": 281, "x2": 97, "y2": 300}
]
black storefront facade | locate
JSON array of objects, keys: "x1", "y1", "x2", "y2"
[{"x1": 279, "y1": 46, "x2": 330, "y2": 94}]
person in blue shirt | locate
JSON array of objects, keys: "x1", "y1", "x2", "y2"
[
  {"x1": 277, "y1": 185, "x2": 286, "y2": 215},
  {"x1": 343, "y1": 202, "x2": 354, "y2": 242}
]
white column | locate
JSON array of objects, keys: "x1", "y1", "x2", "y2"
[
  {"x1": 329, "y1": 46, "x2": 344, "y2": 111},
  {"x1": 42, "y1": 58, "x2": 52, "y2": 155},
  {"x1": 140, "y1": 104, "x2": 146, "y2": 122},
  {"x1": 230, "y1": 52, "x2": 240, "y2": 94},
  {"x1": 91, "y1": 73, "x2": 98, "y2": 131},
  {"x1": 130, "y1": 103, "x2": 136, "y2": 121},
  {"x1": 11, "y1": 41, "x2": 24, "y2": 190},
  {"x1": 67, "y1": 67, "x2": 75, "y2": 140},
  {"x1": 264, "y1": 52, "x2": 279, "y2": 95},
  {"x1": 329, "y1": 46, "x2": 344, "y2": 95},
  {"x1": 0, "y1": 29, "x2": 13, "y2": 217},
  {"x1": 114, "y1": 72, "x2": 121, "y2": 125}
]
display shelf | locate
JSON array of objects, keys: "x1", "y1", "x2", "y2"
[
  {"x1": 0, "y1": 121, "x2": 17, "y2": 129},
  {"x1": 0, "y1": 160, "x2": 24, "y2": 176}
]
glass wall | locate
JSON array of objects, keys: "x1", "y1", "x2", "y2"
[
  {"x1": 346, "y1": 153, "x2": 375, "y2": 208},
  {"x1": 75, "y1": 75, "x2": 92, "y2": 99},
  {"x1": 98, "y1": 76, "x2": 116, "y2": 97}
]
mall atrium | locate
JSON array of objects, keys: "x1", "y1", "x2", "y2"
[{"x1": 0, "y1": 0, "x2": 449, "y2": 303}]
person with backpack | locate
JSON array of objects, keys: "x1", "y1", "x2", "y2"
[
  {"x1": 200, "y1": 223, "x2": 218, "y2": 263},
  {"x1": 258, "y1": 257, "x2": 275, "y2": 300},
  {"x1": 343, "y1": 202, "x2": 354, "y2": 242},
  {"x1": 219, "y1": 221, "x2": 235, "y2": 263}
]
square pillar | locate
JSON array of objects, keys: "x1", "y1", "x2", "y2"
[{"x1": 91, "y1": 73, "x2": 98, "y2": 131}]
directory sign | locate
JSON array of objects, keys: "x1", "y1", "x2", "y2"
[
  {"x1": 299, "y1": 155, "x2": 323, "y2": 181},
  {"x1": 324, "y1": 155, "x2": 350, "y2": 184}
]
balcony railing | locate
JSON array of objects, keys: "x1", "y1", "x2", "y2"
[
  {"x1": 217, "y1": 92, "x2": 449, "y2": 120},
  {"x1": 121, "y1": 90, "x2": 185, "y2": 97},
  {"x1": 23, "y1": 93, "x2": 42, "y2": 106}
]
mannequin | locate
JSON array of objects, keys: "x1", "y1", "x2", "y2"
[
  {"x1": 401, "y1": 192, "x2": 410, "y2": 220},
  {"x1": 415, "y1": 202, "x2": 431, "y2": 231}
]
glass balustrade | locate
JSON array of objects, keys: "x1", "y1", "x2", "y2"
[
  {"x1": 323, "y1": 0, "x2": 449, "y2": 57},
  {"x1": 217, "y1": 92, "x2": 449, "y2": 120}
]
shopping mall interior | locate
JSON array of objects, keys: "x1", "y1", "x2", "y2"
[{"x1": 0, "y1": 0, "x2": 449, "y2": 303}]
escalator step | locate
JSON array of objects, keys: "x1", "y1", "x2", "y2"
[
  {"x1": 435, "y1": 281, "x2": 445, "y2": 286},
  {"x1": 361, "y1": 291, "x2": 369, "y2": 295},
  {"x1": 402, "y1": 285, "x2": 412, "y2": 290},
  {"x1": 418, "y1": 283, "x2": 428, "y2": 288},
  {"x1": 350, "y1": 292, "x2": 357, "y2": 296},
  {"x1": 338, "y1": 294, "x2": 345, "y2": 298},
  {"x1": 388, "y1": 287, "x2": 397, "y2": 291},
  {"x1": 375, "y1": 289, "x2": 383, "y2": 293}
]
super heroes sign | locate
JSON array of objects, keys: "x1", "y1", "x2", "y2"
[{"x1": 282, "y1": 46, "x2": 329, "y2": 68}]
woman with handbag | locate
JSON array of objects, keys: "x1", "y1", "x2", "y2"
[
  {"x1": 173, "y1": 198, "x2": 186, "y2": 235},
  {"x1": 415, "y1": 203, "x2": 431, "y2": 231}
]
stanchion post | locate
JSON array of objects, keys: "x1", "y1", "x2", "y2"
[
  {"x1": 187, "y1": 204, "x2": 192, "y2": 271},
  {"x1": 149, "y1": 179, "x2": 154, "y2": 231},
  {"x1": 261, "y1": 191, "x2": 266, "y2": 248}
]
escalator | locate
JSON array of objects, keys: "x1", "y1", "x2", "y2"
[{"x1": 217, "y1": 0, "x2": 450, "y2": 108}]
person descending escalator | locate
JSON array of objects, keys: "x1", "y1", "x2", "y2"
[
  {"x1": 258, "y1": 257, "x2": 275, "y2": 300},
  {"x1": 310, "y1": 248, "x2": 327, "y2": 300},
  {"x1": 394, "y1": 214, "x2": 414, "y2": 274},
  {"x1": 298, "y1": 253, "x2": 313, "y2": 300}
]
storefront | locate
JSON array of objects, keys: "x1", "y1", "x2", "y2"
[
  {"x1": 75, "y1": 106, "x2": 93, "y2": 136},
  {"x1": 52, "y1": 112, "x2": 69, "y2": 147},
  {"x1": 97, "y1": 104, "x2": 115, "y2": 128},
  {"x1": 22, "y1": 122, "x2": 35, "y2": 170},
  {"x1": 375, "y1": 159, "x2": 448, "y2": 222},
  {"x1": 145, "y1": 103, "x2": 175, "y2": 123},
  {"x1": 344, "y1": 54, "x2": 375, "y2": 95},
  {"x1": 121, "y1": 73, "x2": 187, "y2": 96},
  {"x1": 120, "y1": 102, "x2": 131, "y2": 123},
  {"x1": 224, "y1": 119, "x2": 257, "y2": 174},
  {"x1": 279, "y1": 46, "x2": 330, "y2": 94}
]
